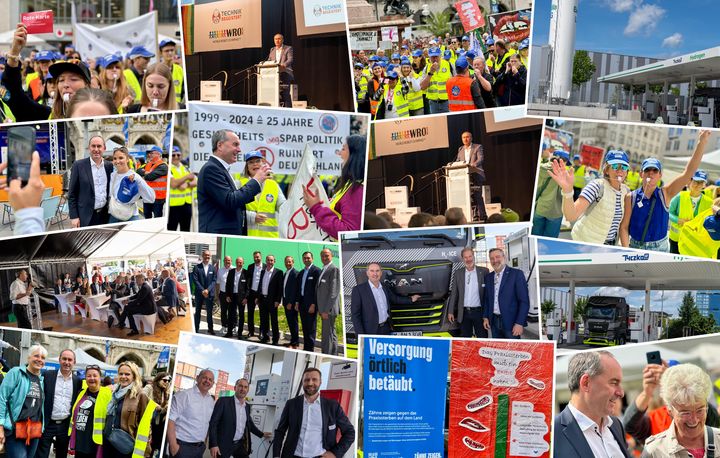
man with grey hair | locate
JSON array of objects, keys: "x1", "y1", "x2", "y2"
[
  {"x1": 554, "y1": 351, "x2": 631, "y2": 457},
  {"x1": 472, "y1": 55, "x2": 496, "y2": 109},
  {"x1": 168, "y1": 369, "x2": 216, "y2": 458},
  {"x1": 119, "y1": 273, "x2": 156, "y2": 336},
  {"x1": 197, "y1": 129, "x2": 271, "y2": 235},
  {"x1": 68, "y1": 135, "x2": 113, "y2": 227}
]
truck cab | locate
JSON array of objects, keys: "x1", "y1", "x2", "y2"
[{"x1": 583, "y1": 296, "x2": 630, "y2": 346}]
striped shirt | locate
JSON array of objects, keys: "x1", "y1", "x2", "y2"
[{"x1": 580, "y1": 180, "x2": 623, "y2": 244}]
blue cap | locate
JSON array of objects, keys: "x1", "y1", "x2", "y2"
[
  {"x1": 65, "y1": 44, "x2": 75, "y2": 51},
  {"x1": 0, "y1": 57, "x2": 6, "y2": 66},
  {"x1": 400, "y1": 57, "x2": 411, "y2": 66},
  {"x1": 715, "y1": 179, "x2": 720, "y2": 186},
  {"x1": 172, "y1": 145, "x2": 181, "y2": 154},
  {"x1": 378, "y1": 61, "x2": 387, "y2": 68},
  {"x1": 391, "y1": 53, "x2": 400, "y2": 60},
  {"x1": 401, "y1": 45, "x2": 408, "y2": 49},
  {"x1": 443, "y1": 50, "x2": 451, "y2": 60},
  {"x1": 553, "y1": 150, "x2": 571, "y2": 164},
  {"x1": 44, "y1": 73, "x2": 54, "y2": 81},
  {"x1": 462, "y1": 35, "x2": 470, "y2": 41},
  {"x1": 704, "y1": 213, "x2": 720, "y2": 241},
  {"x1": 244, "y1": 150, "x2": 264, "y2": 161},
  {"x1": 386, "y1": 64, "x2": 396, "y2": 73},
  {"x1": 53, "y1": 51, "x2": 64, "y2": 60},
  {"x1": 692, "y1": 170, "x2": 708, "y2": 182},
  {"x1": 465, "y1": 50, "x2": 476, "y2": 60},
  {"x1": 641, "y1": 157, "x2": 662, "y2": 172},
  {"x1": 486, "y1": 38, "x2": 495, "y2": 45},
  {"x1": 102, "y1": 53, "x2": 122, "y2": 67},
  {"x1": 386, "y1": 70, "x2": 399, "y2": 79},
  {"x1": 573, "y1": 154, "x2": 581, "y2": 161},
  {"x1": 454, "y1": 56, "x2": 469, "y2": 70},
  {"x1": 369, "y1": 55, "x2": 380, "y2": 62},
  {"x1": 412, "y1": 49, "x2": 423, "y2": 58},
  {"x1": 605, "y1": 150, "x2": 630, "y2": 167},
  {"x1": 371, "y1": 62, "x2": 382, "y2": 69},
  {"x1": 354, "y1": 62, "x2": 364, "y2": 69},
  {"x1": 519, "y1": 38, "x2": 530, "y2": 50},
  {"x1": 35, "y1": 50, "x2": 54, "y2": 62},
  {"x1": 428, "y1": 47, "x2": 441, "y2": 57},
  {"x1": 147, "y1": 145, "x2": 163, "y2": 155},
  {"x1": 117, "y1": 176, "x2": 139, "y2": 204},
  {"x1": 128, "y1": 46, "x2": 155, "y2": 59},
  {"x1": 159, "y1": 39, "x2": 176, "y2": 49}
]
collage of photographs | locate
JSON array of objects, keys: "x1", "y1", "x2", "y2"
[{"x1": 0, "y1": 0, "x2": 719, "y2": 457}]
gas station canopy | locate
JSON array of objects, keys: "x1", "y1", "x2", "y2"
[
  {"x1": 540, "y1": 251, "x2": 720, "y2": 290},
  {"x1": 598, "y1": 46, "x2": 720, "y2": 86}
]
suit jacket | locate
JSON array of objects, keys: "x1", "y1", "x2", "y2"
[
  {"x1": 273, "y1": 395, "x2": 355, "y2": 458},
  {"x1": 197, "y1": 156, "x2": 262, "y2": 235},
  {"x1": 192, "y1": 263, "x2": 217, "y2": 300},
  {"x1": 297, "y1": 265, "x2": 321, "y2": 309},
  {"x1": 282, "y1": 268, "x2": 299, "y2": 307},
  {"x1": 554, "y1": 405, "x2": 631, "y2": 458},
  {"x1": 267, "y1": 45, "x2": 294, "y2": 77},
  {"x1": 483, "y1": 266, "x2": 530, "y2": 332},
  {"x1": 42, "y1": 369, "x2": 83, "y2": 422},
  {"x1": 128, "y1": 282, "x2": 156, "y2": 315},
  {"x1": 455, "y1": 143, "x2": 485, "y2": 180},
  {"x1": 225, "y1": 267, "x2": 249, "y2": 300},
  {"x1": 208, "y1": 397, "x2": 264, "y2": 457},
  {"x1": 316, "y1": 263, "x2": 340, "y2": 316},
  {"x1": 91, "y1": 282, "x2": 105, "y2": 295},
  {"x1": 258, "y1": 268, "x2": 283, "y2": 304},
  {"x1": 68, "y1": 157, "x2": 113, "y2": 227},
  {"x1": 447, "y1": 266, "x2": 490, "y2": 323},
  {"x1": 246, "y1": 263, "x2": 265, "y2": 295},
  {"x1": 161, "y1": 277, "x2": 178, "y2": 308},
  {"x1": 351, "y1": 281, "x2": 411, "y2": 335}
]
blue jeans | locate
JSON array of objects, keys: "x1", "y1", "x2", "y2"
[
  {"x1": 531, "y1": 215, "x2": 563, "y2": 238},
  {"x1": 108, "y1": 214, "x2": 140, "y2": 224},
  {"x1": 461, "y1": 307, "x2": 488, "y2": 338},
  {"x1": 490, "y1": 314, "x2": 520, "y2": 339},
  {"x1": 629, "y1": 236, "x2": 670, "y2": 252},
  {"x1": 429, "y1": 99, "x2": 449, "y2": 114},
  {"x1": 5, "y1": 428, "x2": 39, "y2": 458}
]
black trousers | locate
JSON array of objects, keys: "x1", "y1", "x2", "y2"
[
  {"x1": 36, "y1": 418, "x2": 71, "y2": 458},
  {"x1": 246, "y1": 290, "x2": 259, "y2": 335},
  {"x1": 284, "y1": 304, "x2": 300, "y2": 345},
  {"x1": 219, "y1": 291, "x2": 230, "y2": 328},
  {"x1": 120, "y1": 303, "x2": 146, "y2": 332},
  {"x1": 259, "y1": 295, "x2": 280, "y2": 343},
  {"x1": 460, "y1": 307, "x2": 488, "y2": 338},
  {"x1": 279, "y1": 72, "x2": 293, "y2": 108},
  {"x1": 143, "y1": 199, "x2": 165, "y2": 218},
  {"x1": 88, "y1": 208, "x2": 108, "y2": 226},
  {"x1": 12, "y1": 303, "x2": 32, "y2": 329},
  {"x1": 299, "y1": 305, "x2": 317, "y2": 352},
  {"x1": 167, "y1": 203, "x2": 192, "y2": 231},
  {"x1": 228, "y1": 293, "x2": 246, "y2": 337},
  {"x1": 471, "y1": 174, "x2": 487, "y2": 221}
]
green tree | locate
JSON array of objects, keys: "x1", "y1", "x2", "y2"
[
  {"x1": 573, "y1": 296, "x2": 588, "y2": 324},
  {"x1": 572, "y1": 50, "x2": 596, "y2": 88},
  {"x1": 665, "y1": 292, "x2": 719, "y2": 338},
  {"x1": 541, "y1": 299, "x2": 556, "y2": 317},
  {"x1": 420, "y1": 10, "x2": 453, "y2": 37}
]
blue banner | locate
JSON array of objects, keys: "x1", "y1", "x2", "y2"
[
  {"x1": 157, "y1": 346, "x2": 170, "y2": 368},
  {"x1": 362, "y1": 336, "x2": 449, "y2": 457}
]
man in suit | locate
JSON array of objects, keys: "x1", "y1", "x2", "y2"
[
  {"x1": 120, "y1": 273, "x2": 157, "y2": 336},
  {"x1": 482, "y1": 248, "x2": 530, "y2": 339},
  {"x1": 209, "y1": 378, "x2": 270, "y2": 458},
  {"x1": 90, "y1": 275, "x2": 105, "y2": 295},
  {"x1": 351, "y1": 262, "x2": 419, "y2": 336},
  {"x1": 273, "y1": 368, "x2": 355, "y2": 458},
  {"x1": 225, "y1": 257, "x2": 248, "y2": 339},
  {"x1": 447, "y1": 247, "x2": 490, "y2": 338},
  {"x1": 296, "y1": 252, "x2": 321, "y2": 352},
  {"x1": 197, "y1": 129, "x2": 270, "y2": 235},
  {"x1": 68, "y1": 135, "x2": 113, "y2": 228},
  {"x1": 245, "y1": 251, "x2": 264, "y2": 338},
  {"x1": 36, "y1": 349, "x2": 83, "y2": 458},
  {"x1": 160, "y1": 269, "x2": 179, "y2": 312},
  {"x1": 258, "y1": 255, "x2": 283, "y2": 344},
  {"x1": 267, "y1": 33, "x2": 294, "y2": 108},
  {"x1": 553, "y1": 351, "x2": 631, "y2": 457},
  {"x1": 455, "y1": 131, "x2": 486, "y2": 221},
  {"x1": 316, "y1": 248, "x2": 340, "y2": 355},
  {"x1": 282, "y1": 256, "x2": 300, "y2": 349},
  {"x1": 192, "y1": 249, "x2": 217, "y2": 335}
]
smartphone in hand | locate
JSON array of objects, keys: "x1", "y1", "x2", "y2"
[
  {"x1": 646, "y1": 350, "x2": 661, "y2": 365},
  {"x1": 7, "y1": 126, "x2": 36, "y2": 186}
]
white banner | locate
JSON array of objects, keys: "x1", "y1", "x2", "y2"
[
  {"x1": 302, "y1": 0, "x2": 345, "y2": 27},
  {"x1": 381, "y1": 26, "x2": 398, "y2": 42},
  {"x1": 193, "y1": 0, "x2": 262, "y2": 53},
  {"x1": 72, "y1": 5, "x2": 158, "y2": 62},
  {"x1": 278, "y1": 145, "x2": 331, "y2": 241},
  {"x1": 188, "y1": 103, "x2": 350, "y2": 175},
  {"x1": 373, "y1": 117, "x2": 450, "y2": 156},
  {"x1": 350, "y1": 31, "x2": 378, "y2": 51}
]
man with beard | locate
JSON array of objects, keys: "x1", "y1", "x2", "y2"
[{"x1": 272, "y1": 368, "x2": 355, "y2": 458}]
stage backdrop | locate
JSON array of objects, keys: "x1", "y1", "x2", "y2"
[
  {"x1": 193, "y1": 0, "x2": 262, "y2": 52},
  {"x1": 373, "y1": 116, "x2": 449, "y2": 157},
  {"x1": 184, "y1": 0, "x2": 352, "y2": 111}
]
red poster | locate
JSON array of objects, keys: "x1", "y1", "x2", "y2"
[
  {"x1": 21, "y1": 10, "x2": 54, "y2": 34},
  {"x1": 455, "y1": 1, "x2": 485, "y2": 32},
  {"x1": 448, "y1": 340, "x2": 554, "y2": 458},
  {"x1": 580, "y1": 144, "x2": 605, "y2": 170},
  {"x1": 490, "y1": 10, "x2": 531, "y2": 43}
]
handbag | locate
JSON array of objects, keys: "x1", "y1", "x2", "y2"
[
  {"x1": 108, "y1": 174, "x2": 136, "y2": 221},
  {"x1": 104, "y1": 413, "x2": 136, "y2": 454},
  {"x1": 15, "y1": 419, "x2": 42, "y2": 445}
]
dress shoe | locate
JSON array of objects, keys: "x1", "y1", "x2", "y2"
[
  {"x1": 208, "y1": 329, "x2": 216, "y2": 335},
  {"x1": 223, "y1": 332, "x2": 233, "y2": 338},
  {"x1": 107, "y1": 316, "x2": 114, "y2": 328},
  {"x1": 127, "y1": 330, "x2": 140, "y2": 336}
]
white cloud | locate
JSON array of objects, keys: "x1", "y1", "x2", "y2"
[
  {"x1": 196, "y1": 343, "x2": 221, "y2": 355},
  {"x1": 624, "y1": 4, "x2": 666, "y2": 36},
  {"x1": 606, "y1": 0, "x2": 638, "y2": 12},
  {"x1": 591, "y1": 286, "x2": 631, "y2": 297},
  {"x1": 662, "y1": 32, "x2": 683, "y2": 48}
]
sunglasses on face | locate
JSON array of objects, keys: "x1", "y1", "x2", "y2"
[
  {"x1": 609, "y1": 164, "x2": 629, "y2": 171},
  {"x1": 643, "y1": 168, "x2": 659, "y2": 173}
]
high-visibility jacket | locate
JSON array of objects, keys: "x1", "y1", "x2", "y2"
[
  {"x1": 68, "y1": 386, "x2": 112, "y2": 445},
  {"x1": 402, "y1": 76, "x2": 423, "y2": 111},
  {"x1": 369, "y1": 78, "x2": 383, "y2": 116},
  {"x1": 356, "y1": 74, "x2": 369, "y2": 103},
  {"x1": 625, "y1": 170, "x2": 641, "y2": 190},
  {"x1": 25, "y1": 71, "x2": 39, "y2": 88},
  {"x1": 493, "y1": 48, "x2": 517, "y2": 73},
  {"x1": 0, "y1": 98, "x2": 15, "y2": 122},
  {"x1": 235, "y1": 176, "x2": 281, "y2": 238},
  {"x1": 131, "y1": 398, "x2": 157, "y2": 458},
  {"x1": 375, "y1": 85, "x2": 409, "y2": 120},
  {"x1": 573, "y1": 165, "x2": 586, "y2": 188},
  {"x1": 329, "y1": 181, "x2": 355, "y2": 221},
  {"x1": 669, "y1": 191, "x2": 713, "y2": 242},
  {"x1": 144, "y1": 160, "x2": 168, "y2": 200},
  {"x1": 124, "y1": 68, "x2": 142, "y2": 103},
  {"x1": 425, "y1": 60, "x2": 452, "y2": 101},
  {"x1": 678, "y1": 207, "x2": 720, "y2": 259},
  {"x1": 169, "y1": 163, "x2": 193, "y2": 206},
  {"x1": 171, "y1": 63, "x2": 184, "y2": 104},
  {"x1": 446, "y1": 75, "x2": 475, "y2": 111}
]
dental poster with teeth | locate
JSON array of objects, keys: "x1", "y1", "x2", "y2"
[
  {"x1": 448, "y1": 340, "x2": 555, "y2": 458},
  {"x1": 362, "y1": 336, "x2": 450, "y2": 458}
]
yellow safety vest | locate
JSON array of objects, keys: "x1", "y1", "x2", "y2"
[
  {"x1": 25, "y1": 72, "x2": 39, "y2": 88},
  {"x1": 625, "y1": 170, "x2": 641, "y2": 190},
  {"x1": 679, "y1": 207, "x2": 720, "y2": 259},
  {"x1": 124, "y1": 69, "x2": 142, "y2": 103},
  {"x1": 0, "y1": 98, "x2": 15, "y2": 122},
  {"x1": 374, "y1": 84, "x2": 409, "y2": 120},
  {"x1": 573, "y1": 165, "x2": 586, "y2": 188},
  {"x1": 402, "y1": 76, "x2": 423, "y2": 111},
  {"x1": 235, "y1": 176, "x2": 281, "y2": 238},
  {"x1": 493, "y1": 48, "x2": 517, "y2": 73},
  {"x1": 329, "y1": 181, "x2": 353, "y2": 219},
  {"x1": 670, "y1": 191, "x2": 713, "y2": 242},
  {"x1": 68, "y1": 386, "x2": 112, "y2": 444},
  {"x1": 425, "y1": 60, "x2": 452, "y2": 101},
  {"x1": 132, "y1": 398, "x2": 157, "y2": 458},
  {"x1": 170, "y1": 164, "x2": 193, "y2": 206},
  {"x1": 172, "y1": 63, "x2": 184, "y2": 104},
  {"x1": 356, "y1": 74, "x2": 369, "y2": 103}
]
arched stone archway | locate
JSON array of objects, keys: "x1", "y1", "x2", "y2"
[
  {"x1": 115, "y1": 352, "x2": 147, "y2": 374},
  {"x1": 132, "y1": 134, "x2": 160, "y2": 148},
  {"x1": 83, "y1": 346, "x2": 106, "y2": 362}
]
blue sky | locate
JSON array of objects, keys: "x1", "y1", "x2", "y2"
[{"x1": 532, "y1": 0, "x2": 718, "y2": 58}]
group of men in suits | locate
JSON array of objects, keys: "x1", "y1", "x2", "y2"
[
  {"x1": 351, "y1": 247, "x2": 530, "y2": 339},
  {"x1": 192, "y1": 247, "x2": 341, "y2": 355}
]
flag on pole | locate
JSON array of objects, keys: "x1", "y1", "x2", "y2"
[
  {"x1": 162, "y1": 118, "x2": 172, "y2": 154},
  {"x1": 123, "y1": 117, "x2": 130, "y2": 146}
]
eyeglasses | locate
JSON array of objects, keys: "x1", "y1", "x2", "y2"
[
  {"x1": 673, "y1": 405, "x2": 707, "y2": 420},
  {"x1": 609, "y1": 164, "x2": 629, "y2": 171},
  {"x1": 643, "y1": 168, "x2": 659, "y2": 173}
]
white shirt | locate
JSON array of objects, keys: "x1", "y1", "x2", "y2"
[
  {"x1": 51, "y1": 371, "x2": 74, "y2": 420},
  {"x1": 202, "y1": 262, "x2": 210, "y2": 279},
  {"x1": 384, "y1": 87, "x2": 399, "y2": 119},
  {"x1": 493, "y1": 266, "x2": 506, "y2": 315},
  {"x1": 318, "y1": 263, "x2": 330, "y2": 282},
  {"x1": 463, "y1": 268, "x2": 481, "y2": 309},
  {"x1": 90, "y1": 158, "x2": 108, "y2": 210},
  {"x1": 212, "y1": 154, "x2": 232, "y2": 173},
  {"x1": 261, "y1": 268, "x2": 274, "y2": 296},
  {"x1": 168, "y1": 385, "x2": 215, "y2": 443},
  {"x1": 301, "y1": 267, "x2": 312, "y2": 296},
  {"x1": 567, "y1": 403, "x2": 625, "y2": 458},
  {"x1": 463, "y1": 146, "x2": 472, "y2": 163},
  {"x1": 233, "y1": 268, "x2": 244, "y2": 294},
  {"x1": 109, "y1": 170, "x2": 155, "y2": 216},
  {"x1": 275, "y1": 47, "x2": 282, "y2": 63},
  {"x1": 218, "y1": 266, "x2": 231, "y2": 293},
  {"x1": 10, "y1": 278, "x2": 29, "y2": 305},
  {"x1": 233, "y1": 397, "x2": 247, "y2": 441},
  {"x1": 251, "y1": 264, "x2": 262, "y2": 291},
  {"x1": 294, "y1": 395, "x2": 325, "y2": 458},
  {"x1": 369, "y1": 281, "x2": 389, "y2": 324}
]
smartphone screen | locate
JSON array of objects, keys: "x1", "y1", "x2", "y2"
[
  {"x1": 7, "y1": 126, "x2": 36, "y2": 186},
  {"x1": 646, "y1": 350, "x2": 661, "y2": 365}
]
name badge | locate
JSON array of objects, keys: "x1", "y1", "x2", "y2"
[
  {"x1": 321, "y1": 279, "x2": 326, "y2": 283},
  {"x1": 637, "y1": 201, "x2": 643, "y2": 208},
  {"x1": 329, "y1": 424, "x2": 336, "y2": 430},
  {"x1": 308, "y1": 277, "x2": 314, "y2": 280},
  {"x1": 241, "y1": 279, "x2": 246, "y2": 282}
]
